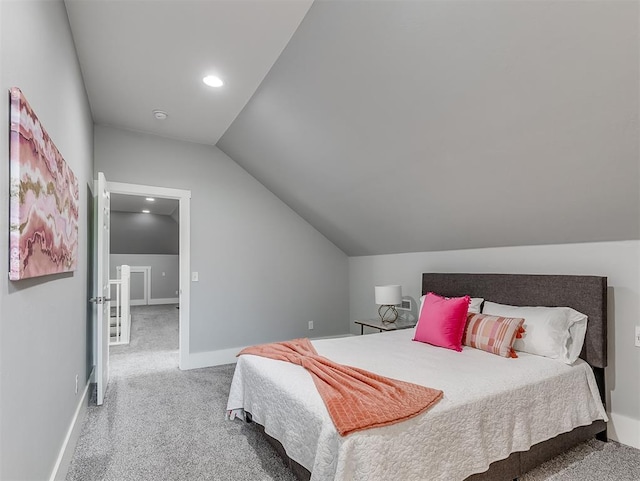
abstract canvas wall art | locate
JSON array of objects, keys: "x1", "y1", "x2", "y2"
[{"x1": 9, "y1": 87, "x2": 79, "y2": 280}]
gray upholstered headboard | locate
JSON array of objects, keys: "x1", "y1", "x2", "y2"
[{"x1": 421, "y1": 273, "x2": 608, "y2": 369}]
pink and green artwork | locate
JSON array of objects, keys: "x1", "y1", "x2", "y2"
[{"x1": 9, "y1": 87, "x2": 79, "y2": 280}]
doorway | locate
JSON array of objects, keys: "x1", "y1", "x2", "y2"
[{"x1": 107, "y1": 180, "x2": 191, "y2": 370}]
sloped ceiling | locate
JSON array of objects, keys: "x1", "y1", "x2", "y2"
[{"x1": 218, "y1": 0, "x2": 639, "y2": 256}]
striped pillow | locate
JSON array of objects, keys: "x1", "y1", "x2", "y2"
[{"x1": 463, "y1": 313, "x2": 525, "y2": 358}]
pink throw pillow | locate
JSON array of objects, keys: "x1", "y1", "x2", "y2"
[
  {"x1": 463, "y1": 313, "x2": 526, "y2": 358},
  {"x1": 413, "y1": 292, "x2": 470, "y2": 351}
]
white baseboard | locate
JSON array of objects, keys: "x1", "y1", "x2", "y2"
[
  {"x1": 180, "y1": 332, "x2": 354, "y2": 370},
  {"x1": 181, "y1": 347, "x2": 243, "y2": 370},
  {"x1": 148, "y1": 297, "x2": 179, "y2": 305},
  {"x1": 49, "y1": 369, "x2": 93, "y2": 481},
  {"x1": 608, "y1": 411, "x2": 640, "y2": 449},
  {"x1": 130, "y1": 298, "x2": 179, "y2": 307}
]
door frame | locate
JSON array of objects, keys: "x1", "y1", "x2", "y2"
[{"x1": 108, "y1": 181, "x2": 191, "y2": 369}]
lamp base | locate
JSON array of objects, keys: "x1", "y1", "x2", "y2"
[{"x1": 378, "y1": 305, "x2": 398, "y2": 323}]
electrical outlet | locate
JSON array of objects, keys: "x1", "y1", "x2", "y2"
[
  {"x1": 308, "y1": 321, "x2": 314, "y2": 330},
  {"x1": 635, "y1": 326, "x2": 640, "y2": 347},
  {"x1": 75, "y1": 374, "x2": 79, "y2": 394}
]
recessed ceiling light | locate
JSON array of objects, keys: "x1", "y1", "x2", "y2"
[
  {"x1": 142, "y1": 210, "x2": 150, "y2": 214},
  {"x1": 203, "y1": 75, "x2": 224, "y2": 88},
  {"x1": 146, "y1": 197, "x2": 155, "y2": 202},
  {"x1": 152, "y1": 110, "x2": 168, "y2": 120}
]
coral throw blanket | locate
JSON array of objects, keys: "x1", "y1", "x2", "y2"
[{"x1": 238, "y1": 338, "x2": 443, "y2": 436}]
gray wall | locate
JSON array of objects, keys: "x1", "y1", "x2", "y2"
[
  {"x1": 111, "y1": 211, "x2": 178, "y2": 254},
  {"x1": 110, "y1": 254, "x2": 179, "y2": 300},
  {"x1": 349, "y1": 240, "x2": 640, "y2": 448},
  {"x1": 0, "y1": 1, "x2": 94, "y2": 479},
  {"x1": 95, "y1": 125, "x2": 349, "y2": 352}
]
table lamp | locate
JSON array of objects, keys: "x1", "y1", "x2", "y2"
[{"x1": 375, "y1": 285, "x2": 402, "y2": 323}]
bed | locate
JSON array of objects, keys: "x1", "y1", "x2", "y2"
[{"x1": 227, "y1": 273, "x2": 608, "y2": 480}]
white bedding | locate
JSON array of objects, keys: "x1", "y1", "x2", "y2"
[{"x1": 226, "y1": 329, "x2": 607, "y2": 481}]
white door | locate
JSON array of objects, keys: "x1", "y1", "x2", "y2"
[{"x1": 93, "y1": 172, "x2": 110, "y2": 405}]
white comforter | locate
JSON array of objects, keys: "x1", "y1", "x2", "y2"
[{"x1": 226, "y1": 330, "x2": 607, "y2": 481}]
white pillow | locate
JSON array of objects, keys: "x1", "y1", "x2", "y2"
[
  {"x1": 419, "y1": 295, "x2": 483, "y2": 315},
  {"x1": 482, "y1": 301, "x2": 588, "y2": 364},
  {"x1": 469, "y1": 297, "x2": 484, "y2": 314}
]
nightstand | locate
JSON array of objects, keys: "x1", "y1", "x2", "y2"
[{"x1": 354, "y1": 318, "x2": 416, "y2": 335}]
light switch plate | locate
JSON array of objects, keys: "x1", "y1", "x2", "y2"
[
  {"x1": 635, "y1": 326, "x2": 640, "y2": 347},
  {"x1": 191, "y1": 272, "x2": 199, "y2": 282}
]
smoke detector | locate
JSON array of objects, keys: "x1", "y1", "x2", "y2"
[{"x1": 153, "y1": 110, "x2": 168, "y2": 120}]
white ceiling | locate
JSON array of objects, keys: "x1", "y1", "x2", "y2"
[
  {"x1": 64, "y1": 0, "x2": 313, "y2": 145},
  {"x1": 110, "y1": 193, "x2": 178, "y2": 216}
]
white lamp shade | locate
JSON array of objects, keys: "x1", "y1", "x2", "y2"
[{"x1": 375, "y1": 285, "x2": 402, "y2": 305}]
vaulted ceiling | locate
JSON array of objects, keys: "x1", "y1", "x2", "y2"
[{"x1": 67, "y1": 0, "x2": 639, "y2": 256}]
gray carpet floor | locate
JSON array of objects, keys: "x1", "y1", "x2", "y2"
[{"x1": 67, "y1": 305, "x2": 640, "y2": 480}]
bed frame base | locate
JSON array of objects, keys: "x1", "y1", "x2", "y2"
[
  {"x1": 467, "y1": 420, "x2": 606, "y2": 481},
  {"x1": 248, "y1": 415, "x2": 605, "y2": 481}
]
